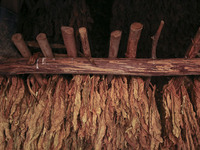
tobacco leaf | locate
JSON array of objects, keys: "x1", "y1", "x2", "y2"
[
  {"x1": 126, "y1": 77, "x2": 162, "y2": 149},
  {"x1": 193, "y1": 78, "x2": 200, "y2": 121},
  {"x1": 161, "y1": 77, "x2": 200, "y2": 149},
  {"x1": 24, "y1": 76, "x2": 57, "y2": 149},
  {"x1": 70, "y1": 75, "x2": 82, "y2": 132},
  {"x1": 79, "y1": 75, "x2": 91, "y2": 139}
]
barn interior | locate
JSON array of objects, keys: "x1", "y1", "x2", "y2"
[{"x1": 0, "y1": 0, "x2": 200, "y2": 149}]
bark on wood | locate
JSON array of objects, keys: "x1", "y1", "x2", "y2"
[
  {"x1": 1, "y1": 58, "x2": 200, "y2": 76},
  {"x1": 61, "y1": 26, "x2": 77, "y2": 57},
  {"x1": 151, "y1": 20, "x2": 164, "y2": 59},
  {"x1": 79, "y1": 27, "x2": 91, "y2": 57},
  {"x1": 126, "y1": 22, "x2": 143, "y2": 58},
  {"x1": 185, "y1": 27, "x2": 200, "y2": 58},
  {"x1": 11, "y1": 33, "x2": 44, "y2": 86},
  {"x1": 36, "y1": 33, "x2": 54, "y2": 58}
]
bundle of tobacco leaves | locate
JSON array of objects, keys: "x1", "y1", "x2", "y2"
[
  {"x1": 192, "y1": 77, "x2": 200, "y2": 124},
  {"x1": 161, "y1": 77, "x2": 200, "y2": 149},
  {"x1": 0, "y1": 75, "x2": 163, "y2": 149}
]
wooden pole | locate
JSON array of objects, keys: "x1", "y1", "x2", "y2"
[
  {"x1": 109, "y1": 30, "x2": 122, "y2": 58},
  {"x1": 61, "y1": 26, "x2": 77, "y2": 57},
  {"x1": 126, "y1": 22, "x2": 143, "y2": 58},
  {"x1": 11, "y1": 33, "x2": 45, "y2": 86},
  {"x1": 1, "y1": 58, "x2": 200, "y2": 76},
  {"x1": 151, "y1": 20, "x2": 164, "y2": 59},
  {"x1": 36, "y1": 33, "x2": 54, "y2": 58},
  {"x1": 79, "y1": 27, "x2": 91, "y2": 57},
  {"x1": 12, "y1": 33, "x2": 31, "y2": 58},
  {"x1": 107, "y1": 30, "x2": 122, "y2": 82}
]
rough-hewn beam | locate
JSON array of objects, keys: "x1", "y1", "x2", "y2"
[{"x1": 0, "y1": 58, "x2": 200, "y2": 76}]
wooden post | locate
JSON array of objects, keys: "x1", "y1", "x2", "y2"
[
  {"x1": 151, "y1": 20, "x2": 164, "y2": 59},
  {"x1": 126, "y1": 22, "x2": 143, "y2": 58},
  {"x1": 145, "y1": 20, "x2": 164, "y2": 89},
  {"x1": 12, "y1": 33, "x2": 31, "y2": 58},
  {"x1": 109, "y1": 30, "x2": 122, "y2": 58},
  {"x1": 12, "y1": 33, "x2": 44, "y2": 86},
  {"x1": 79, "y1": 27, "x2": 91, "y2": 57},
  {"x1": 107, "y1": 30, "x2": 122, "y2": 82},
  {"x1": 61, "y1": 26, "x2": 77, "y2": 57},
  {"x1": 36, "y1": 33, "x2": 54, "y2": 58}
]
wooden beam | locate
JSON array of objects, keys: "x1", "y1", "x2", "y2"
[{"x1": 1, "y1": 58, "x2": 200, "y2": 76}]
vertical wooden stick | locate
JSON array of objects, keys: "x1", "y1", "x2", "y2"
[
  {"x1": 146, "y1": 20, "x2": 164, "y2": 90},
  {"x1": 11, "y1": 33, "x2": 31, "y2": 58},
  {"x1": 185, "y1": 27, "x2": 200, "y2": 58},
  {"x1": 126, "y1": 22, "x2": 143, "y2": 58},
  {"x1": 107, "y1": 30, "x2": 122, "y2": 83},
  {"x1": 61, "y1": 26, "x2": 77, "y2": 57},
  {"x1": 109, "y1": 30, "x2": 122, "y2": 58},
  {"x1": 79, "y1": 27, "x2": 91, "y2": 57},
  {"x1": 12, "y1": 33, "x2": 44, "y2": 86},
  {"x1": 151, "y1": 20, "x2": 164, "y2": 59},
  {"x1": 36, "y1": 33, "x2": 54, "y2": 58}
]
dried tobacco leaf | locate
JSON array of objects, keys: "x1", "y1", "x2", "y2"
[
  {"x1": 50, "y1": 77, "x2": 66, "y2": 149},
  {"x1": 0, "y1": 113, "x2": 11, "y2": 150},
  {"x1": 79, "y1": 75, "x2": 91, "y2": 139},
  {"x1": 70, "y1": 75, "x2": 82, "y2": 132},
  {"x1": 126, "y1": 77, "x2": 162, "y2": 149},
  {"x1": 162, "y1": 77, "x2": 200, "y2": 149},
  {"x1": 24, "y1": 76, "x2": 57, "y2": 150},
  {"x1": 181, "y1": 85, "x2": 200, "y2": 149},
  {"x1": 193, "y1": 79, "x2": 200, "y2": 121}
]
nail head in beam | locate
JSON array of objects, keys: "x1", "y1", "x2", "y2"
[
  {"x1": 61, "y1": 26, "x2": 77, "y2": 57},
  {"x1": 36, "y1": 33, "x2": 54, "y2": 58},
  {"x1": 12, "y1": 33, "x2": 31, "y2": 58},
  {"x1": 126, "y1": 22, "x2": 143, "y2": 58},
  {"x1": 109, "y1": 30, "x2": 122, "y2": 58},
  {"x1": 79, "y1": 27, "x2": 91, "y2": 57}
]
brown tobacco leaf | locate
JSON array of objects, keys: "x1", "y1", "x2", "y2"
[
  {"x1": 162, "y1": 77, "x2": 200, "y2": 149},
  {"x1": 193, "y1": 78, "x2": 200, "y2": 121},
  {"x1": 50, "y1": 77, "x2": 66, "y2": 149},
  {"x1": 70, "y1": 75, "x2": 82, "y2": 132},
  {"x1": 79, "y1": 75, "x2": 91, "y2": 139},
  {"x1": 105, "y1": 76, "x2": 130, "y2": 149},
  {"x1": 0, "y1": 113, "x2": 11, "y2": 150},
  {"x1": 126, "y1": 77, "x2": 163, "y2": 149},
  {"x1": 24, "y1": 76, "x2": 57, "y2": 150},
  {"x1": 181, "y1": 85, "x2": 200, "y2": 149},
  {"x1": 94, "y1": 113, "x2": 106, "y2": 150},
  {"x1": 148, "y1": 85, "x2": 163, "y2": 149}
]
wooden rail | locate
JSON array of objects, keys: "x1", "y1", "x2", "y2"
[{"x1": 1, "y1": 58, "x2": 200, "y2": 76}]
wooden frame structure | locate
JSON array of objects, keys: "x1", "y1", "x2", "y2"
[{"x1": 1, "y1": 22, "x2": 200, "y2": 77}]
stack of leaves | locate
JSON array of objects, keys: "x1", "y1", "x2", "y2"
[
  {"x1": 161, "y1": 77, "x2": 200, "y2": 149},
  {"x1": 0, "y1": 75, "x2": 163, "y2": 149},
  {"x1": 192, "y1": 77, "x2": 200, "y2": 124}
]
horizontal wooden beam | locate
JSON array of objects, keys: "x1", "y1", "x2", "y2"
[{"x1": 0, "y1": 58, "x2": 200, "y2": 76}]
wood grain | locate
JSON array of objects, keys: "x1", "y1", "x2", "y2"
[{"x1": 1, "y1": 58, "x2": 200, "y2": 76}]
